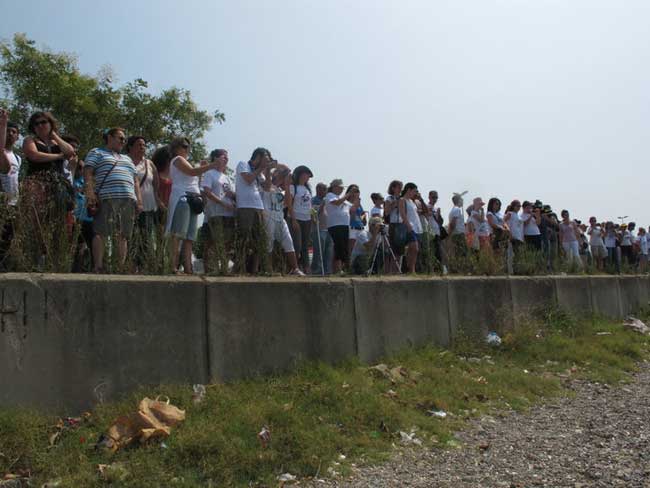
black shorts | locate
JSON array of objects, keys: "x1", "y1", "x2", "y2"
[{"x1": 328, "y1": 225, "x2": 349, "y2": 262}]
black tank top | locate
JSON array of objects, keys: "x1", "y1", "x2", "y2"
[{"x1": 26, "y1": 138, "x2": 65, "y2": 176}]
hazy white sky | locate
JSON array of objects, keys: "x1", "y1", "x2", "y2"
[{"x1": 3, "y1": 0, "x2": 649, "y2": 223}]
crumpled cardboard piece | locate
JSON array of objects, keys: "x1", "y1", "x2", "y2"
[{"x1": 101, "y1": 397, "x2": 185, "y2": 452}]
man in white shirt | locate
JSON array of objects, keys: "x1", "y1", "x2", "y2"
[
  {"x1": 448, "y1": 193, "x2": 467, "y2": 258},
  {"x1": 0, "y1": 109, "x2": 20, "y2": 269},
  {"x1": 427, "y1": 190, "x2": 447, "y2": 273},
  {"x1": 235, "y1": 147, "x2": 271, "y2": 273},
  {"x1": 202, "y1": 149, "x2": 236, "y2": 273}
]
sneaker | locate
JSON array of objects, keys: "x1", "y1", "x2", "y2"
[{"x1": 289, "y1": 268, "x2": 306, "y2": 276}]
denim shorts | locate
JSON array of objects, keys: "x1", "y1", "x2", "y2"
[{"x1": 169, "y1": 199, "x2": 198, "y2": 241}]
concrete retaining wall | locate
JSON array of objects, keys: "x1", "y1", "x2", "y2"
[{"x1": 1, "y1": 274, "x2": 647, "y2": 412}]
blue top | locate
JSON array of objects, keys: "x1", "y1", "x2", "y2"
[
  {"x1": 350, "y1": 205, "x2": 365, "y2": 230},
  {"x1": 73, "y1": 175, "x2": 93, "y2": 222}
]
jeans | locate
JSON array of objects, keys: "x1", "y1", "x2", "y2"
[
  {"x1": 311, "y1": 228, "x2": 333, "y2": 275},
  {"x1": 562, "y1": 240, "x2": 583, "y2": 268},
  {"x1": 289, "y1": 218, "x2": 312, "y2": 270}
]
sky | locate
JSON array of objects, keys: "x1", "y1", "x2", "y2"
[{"x1": 3, "y1": 0, "x2": 650, "y2": 224}]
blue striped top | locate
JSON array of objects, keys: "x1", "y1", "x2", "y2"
[{"x1": 85, "y1": 148, "x2": 136, "y2": 201}]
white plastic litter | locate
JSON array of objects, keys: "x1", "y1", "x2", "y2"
[
  {"x1": 486, "y1": 331, "x2": 502, "y2": 346},
  {"x1": 623, "y1": 317, "x2": 650, "y2": 335},
  {"x1": 428, "y1": 410, "x2": 447, "y2": 418}
]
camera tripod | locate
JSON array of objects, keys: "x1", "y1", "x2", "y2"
[{"x1": 367, "y1": 228, "x2": 402, "y2": 275}]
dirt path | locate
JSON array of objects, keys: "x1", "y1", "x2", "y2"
[{"x1": 310, "y1": 361, "x2": 650, "y2": 488}]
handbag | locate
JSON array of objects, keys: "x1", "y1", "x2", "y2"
[{"x1": 185, "y1": 192, "x2": 204, "y2": 215}]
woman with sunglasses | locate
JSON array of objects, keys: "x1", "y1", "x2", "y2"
[
  {"x1": 165, "y1": 137, "x2": 218, "y2": 274},
  {"x1": 21, "y1": 111, "x2": 77, "y2": 266}
]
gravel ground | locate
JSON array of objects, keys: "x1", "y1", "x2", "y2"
[{"x1": 308, "y1": 361, "x2": 650, "y2": 488}]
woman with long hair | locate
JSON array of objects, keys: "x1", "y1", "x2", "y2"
[
  {"x1": 287, "y1": 165, "x2": 313, "y2": 272},
  {"x1": 21, "y1": 112, "x2": 77, "y2": 265},
  {"x1": 384, "y1": 180, "x2": 405, "y2": 271},
  {"x1": 487, "y1": 197, "x2": 509, "y2": 253},
  {"x1": 398, "y1": 182, "x2": 421, "y2": 274}
]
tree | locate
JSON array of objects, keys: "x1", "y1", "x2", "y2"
[{"x1": 0, "y1": 33, "x2": 224, "y2": 159}]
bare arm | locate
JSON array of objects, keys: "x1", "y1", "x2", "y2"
[
  {"x1": 22, "y1": 137, "x2": 65, "y2": 163},
  {"x1": 133, "y1": 173, "x2": 143, "y2": 212},
  {"x1": 240, "y1": 161, "x2": 266, "y2": 185},
  {"x1": 399, "y1": 199, "x2": 411, "y2": 231},
  {"x1": 487, "y1": 213, "x2": 499, "y2": 230},
  {"x1": 173, "y1": 156, "x2": 217, "y2": 177},
  {"x1": 84, "y1": 166, "x2": 97, "y2": 206},
  {"x1": 261, "y1": 167, "x2": 272, "y2": 192},
  {"x1": 50, "y1": 132, "x2": 75, "y2": 159},
  {"x1": 151, "y1": 163, "x2": 166, "y2": 209}
]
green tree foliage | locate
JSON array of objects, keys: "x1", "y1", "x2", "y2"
[{"x1": 0, "y1": 33, "x2": 224, "y2": 159}]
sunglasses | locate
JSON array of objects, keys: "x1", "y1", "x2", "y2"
[
  {"x1": 114, "y1": 136, "x2": 126, "y2": 143},
  {"x1": 34, "y1": 119, "x2": 49, "y2": 127}
]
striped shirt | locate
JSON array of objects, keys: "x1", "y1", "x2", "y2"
[{"x1": 85, "y1": 148, "x2": 136, "y2": 201}]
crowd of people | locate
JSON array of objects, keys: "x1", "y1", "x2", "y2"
[{"x1": 0, "y1": 108, "x2": 646, "y2": 276}]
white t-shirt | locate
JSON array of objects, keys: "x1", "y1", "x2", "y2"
[
  {"x1": 449, "y1": 206, "x2": 465, "y2": 235},
  {"x1": 0, "y1": 150, "x2": 21, "y2": 206},
  {"x1": 203, "y1": 169, "x2": 235, "y2": 218},
  {"x1": 262, "y1": 188, "x2": 286, "y2": 223},
  {"x1": 426, "y1": 204, "x2": 441, "y2": 236},
  {"x1": 370, "y1": 206, "x2": 382, "y2": 218},
  {"x1": 470, "y1": 210, "x2": 491, "y2": 237},
  {"x1": 235, "y1": 161, "x2": 264, "y2": 210},
  {"x1": 522, "y1": 212, "x2": 541, "y2": 236},
  {"x1": 290, "y1": 184, "x2": 312, "y2": 221},
  {"x1": 507, "y1": 212, "x2": 524, "y2": 242},
  {"x1": 325, "y1": 192, "x2": 352, "y2": 228},
  {"x1": 588, "y1": 226, "x2": 605, "y2": 247},
  {"x1": 405, "y1": 199, "x2": 423, "y2": 234},
  {"x1": 351, "y1": 230, "x2": 370, "y2": 261}
]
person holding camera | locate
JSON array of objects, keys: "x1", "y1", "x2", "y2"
[
  {"x1": 521, "y1": 201, "x2": 542, "y2": 251},
  {"x1": 325, "y1": 179, "x2": 352, "y2": 273},
  {"x1": 202, "y1": 149, "x2": 236, "y2": 273},
  {"x1": 164, "y1": 137, "x2": 217, "y2": 274},
  {"x1": 427, "y1": 190, "x2": 447, "y2": 273},
  {"x1": 235, "y1": 147, "x2": 273, "y2": 274},
  {"x1": 350, "y1": 216, "x2": 384, "y2": 274},
  {"x1": 261, "y1": 164, "x2": 304, "y2": 276},
  {"x1": 398, "y1": 182, "x2": 422, "y2": 274},
  {"x1": 588, "y1": 216, "x2": 607, "y2": 270}
]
